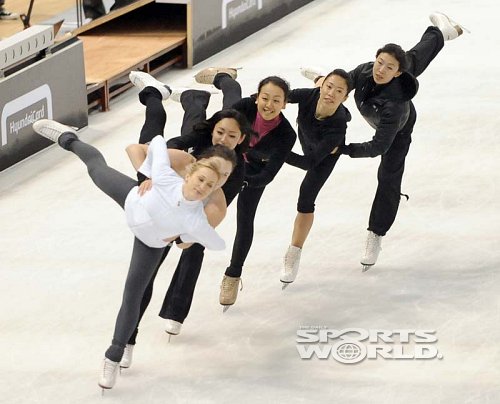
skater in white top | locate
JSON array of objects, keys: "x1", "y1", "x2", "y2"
[
  {"x1": 32, "y1": 118, "x2": 237, "y2": 391},
  {"x1": 125, "y1": 134, "x2": 226, "y2": 249},
  {"x1": 33, "y1": 120, "x2": 229, "y2": 250}
]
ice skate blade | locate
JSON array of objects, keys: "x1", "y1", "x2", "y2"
[
  {"x1": 222, "y1": 305, "x2": 231, "y2": 313},
  {"x1": 281, "y1": 282, "x2": 291, "y2": 290},
  {"x1": 362, "y1": 264, "x2": 374, "y2": 272},
  {"x1": 165, "y1": 333, "x2": 179, "y2": 343},
  {"x1": 435, "y1": 11, "x2": 471, "y2": 34},
  {"x1": 457, "y1": 22, "x2": 471, "y2": 34}
]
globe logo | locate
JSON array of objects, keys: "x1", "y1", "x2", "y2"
[{"x1": 332, "y1": 341, "x2": 366, "y2": 364}]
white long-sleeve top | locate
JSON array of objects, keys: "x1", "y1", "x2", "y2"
[{"x1": 124, "y1": 136, "x2": 225, "y2": 250}]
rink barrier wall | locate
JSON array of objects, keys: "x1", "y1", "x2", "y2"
[
  {"x1": 191, "y1": 0, "x2": 315, "y2": 64},
  {"x1": 0, "y1": 39, "x2": 88, "y2": 171}
]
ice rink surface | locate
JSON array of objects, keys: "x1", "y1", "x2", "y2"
[{"x1": 1, "y1": 0, "x2": 499, "y2": 402}]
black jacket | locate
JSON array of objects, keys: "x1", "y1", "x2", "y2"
[
  {"x1": 286, "y1": 87, "x2": 351, "y2": 170},
  {"x1": 167, "y1": 132, "x2": 245, "y2": 206},
  {"x1": 232, "y1": 96, "x2": 296, "y2": 188},
  {"x1": 343, "y1": 62, "x2": 418, "y2": 158}
]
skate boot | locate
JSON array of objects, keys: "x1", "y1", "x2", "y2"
[
  {"x1": 32, "y1": 119, "x2": 79, "y2": 149},
  {"x1": 165, "y1": 319, "x2": 182, "y2": 335},
  {"x1": 169, "y1": 87, "x2": 218, "y2": 103},
  {"x1": 98, "y1": 358, "x2": 120, "y2": 390},
  {"x1": 300, "y1": 66, "x2": 327, "y2": 83},
  {"x1": 194, "y1": 67, "x2": 238, "y2": 85},
  {"x1": 219, "y1": 275, "x2": 242, "y2": 312},
  {"x1": 165, "y1": 319, "x2": 182, "y2": 342},
  {"x1": 429, "y1": 12, "x2": 470, "y2": 41},
  {"x1": 129, "y1": 71, "x2": 171, "y2": 100},
  {"x1": 169, "y1": 87, "x2": 191, "y2": 103},
  {"x1": 361, "y1": 231, "x2": 383, "y2": 272},
  {"x1": 280, "y1": 245, "x2": 302, "y2": 289},
  {"x1": 119, "y1": 344, "x2": 134, "y2": 369}
]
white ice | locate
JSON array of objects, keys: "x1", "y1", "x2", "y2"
[{"x1": 1, "y1": 0, "x2": 499, "y2": 402}]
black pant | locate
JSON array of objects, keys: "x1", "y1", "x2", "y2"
[
  {"x1": 158, "y1": 243, "x2": 206, "y2": 321},
  {"x1": 214, "y1": 73, "x2": 242, "y2": 108},
  {"x1": 211, "y1": 74, "x2": 273, "y2": 278},
  {"x1": 297, "y1": 154, "x2": 341, "y2": 213},
  {"x1": 368, "y1": 26, "x2": 444, "y2": 236},
  {"x1": 225, "y1": 185, "x2": 266, "y2": 277},
  {"x1": 138, "y1": 87, "x2": 166, "y2": 144}
]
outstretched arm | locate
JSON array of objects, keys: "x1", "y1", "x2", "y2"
[
  {"x1": 126, "y1": 143, "x2": 196, "y2": 177},
  {"x1": 286, "y1": 127, "x2": 345, "y2": 170},
  {"x1": 204, "y1": 189, "x2": 227, "y2": 228},
  {"x1": 126, "y1": 144, "x2": 148, "y2": 171},
  {"x1": 176, "y1": 191, "x2": 227, "y2": 250},
  {"x1": 341, "y1": 104, "x2": 403, "y2": 158},
  {"x1": 175, "y1": 188, "x2": 227, "y2": 249}
]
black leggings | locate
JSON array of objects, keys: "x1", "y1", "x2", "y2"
[
  {"x1": 68, "y1": 138, "x2": 136, "y2": 208},
  {"x1": 368, "y1": 26, "x2": 444, "y2": 236},
  {"x1": 63, "y1": 136, "x2": 167, "y2": 362},
  {"x1": 105, "y1": 238, "x2": 165, "y2": 362}
]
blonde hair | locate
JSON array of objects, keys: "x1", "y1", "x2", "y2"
[{"x1": 186, "y1": 157, "x2": 223, "y2": 181}]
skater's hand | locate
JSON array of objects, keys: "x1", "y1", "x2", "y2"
[{"x1": 138, "y1": 179, "x2": 152, "y2": 196}]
